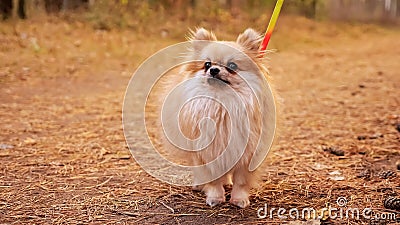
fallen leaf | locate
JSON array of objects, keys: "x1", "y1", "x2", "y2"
[
  {"x1": 328, "y1": 170, "x2": 341, "y2": 175},
  {"x1": 329, "y1": 176, "x2": 345, "y2": 181},
  {"x1": 24, "y1": 137, "x2": 37, "y2": 145}
]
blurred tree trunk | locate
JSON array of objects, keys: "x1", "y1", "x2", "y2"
[
  {"x1": 44, "y1": 0, "x2": 63, "y2": 13},
  {"x1": 397, "y1": 0, "x2": 400, "y2": 17},
  {"x1": 62, "y1": 0, "x2": 88, "y2": 11},
  {"x1": 17, "y1": 0, "x2": 26, "y2": 19},
  {"x1": 0, "y1": 0, "x2": 13, "y2": 19},
  {"x1": 300, "y1": 0, "x2": 317, "y2": 18},
  {"x1": 0, "y1": 0, "x2": 26, "y2": 19},
  {"x1": 27, "y1": 0, "x2": 46, "y2": 17},
  {"x1": 43, "y1": 0, "x2": 87, "y2": 13},
  {"x1": 386, "y1": 0, "x2": 398, "y2": 19}
]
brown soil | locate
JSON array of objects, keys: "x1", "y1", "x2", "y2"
[{"x1": 0, "y1": 17, "x2": 399, "y2": 224}]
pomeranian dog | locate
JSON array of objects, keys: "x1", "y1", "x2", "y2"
[{"x1": 162, "y1": 28, "x2": 276, "y2": 208}]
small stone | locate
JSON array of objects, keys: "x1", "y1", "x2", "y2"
[
  {"x1": 357, "y1": 135, "x2": 367, "y2": 140},
  {"x1": 24, "y1": 137, "x2": 37, "y2": 145},
  {"x1": 73, "y1": 40, "x2": 82, "y2": 47},
  {"x1": 322, "y1": 146, "x2": 344, "y2": 156}
]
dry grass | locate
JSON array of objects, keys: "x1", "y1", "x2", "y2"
[{"x1": 0, "y1": 16, "x2": 399, "y2": 224}]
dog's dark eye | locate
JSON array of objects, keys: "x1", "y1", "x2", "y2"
[
  {"x1": 227, "y1": 62, "x2": 238, "y2": 71},
  {"x1": 204, "y1": 62, "x2": 212, "y2": 71}
]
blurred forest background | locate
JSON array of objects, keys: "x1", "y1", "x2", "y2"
[
  {"x1": 1, "y1": 0, "x2": 400, "y2": 29},
  {"x1": 1, "y1": 1, "x2": 400, "y2": 224}
]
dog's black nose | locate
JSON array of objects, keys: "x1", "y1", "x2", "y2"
[{"x1": 210, "y1": 67, "x2": 220, "y2": 77}]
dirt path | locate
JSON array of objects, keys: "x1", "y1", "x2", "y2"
[{"x1": 0, "y1": 19, "x2": 399, "y2": 224}]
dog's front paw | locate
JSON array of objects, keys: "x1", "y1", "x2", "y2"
[
  {"x1": 206, "y1": 197, "x2": 225, "y2": 207},
  {"x1": 230, "y1": 198, "x2": 250, "y2": 208}
]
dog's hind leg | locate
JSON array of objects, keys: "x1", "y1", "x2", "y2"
[{"x1": 192, "y1": 166, "x2": 205, "y2": 191}]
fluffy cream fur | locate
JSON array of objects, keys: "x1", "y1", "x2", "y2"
[{"x1": 162, "y1": 28, "x2": 276, "y2": 208}]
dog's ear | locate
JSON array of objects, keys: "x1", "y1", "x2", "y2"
[
  {"x1": 190, "y1": 28, "x2": 217, "y2": 41},
  {"x1": 236, "y1": 28, "x2": 262, "y2": 51},
  {"x1": 189, "y1": 28, "x2": 217, "y2": 52}
]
